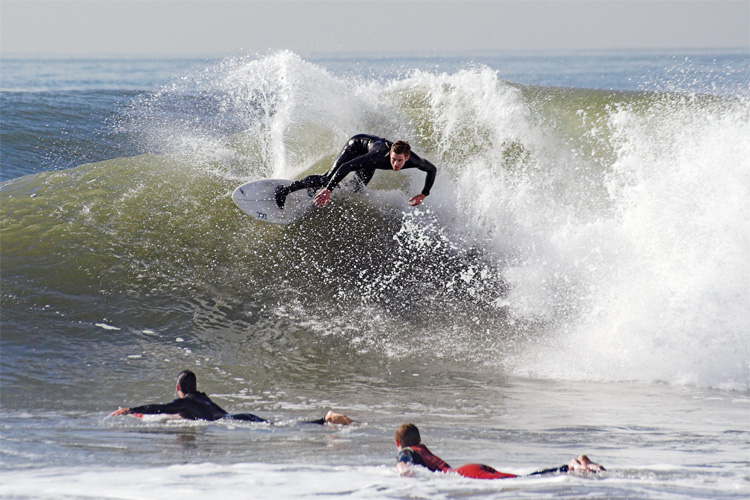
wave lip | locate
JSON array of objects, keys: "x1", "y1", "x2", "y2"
[{"x1": 3, "y1": 51, "x2": 749, "y2": 389}]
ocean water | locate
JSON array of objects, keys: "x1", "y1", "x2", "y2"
[{"x1": 1, "y1": 50, "x2": 749, "y2": 499}]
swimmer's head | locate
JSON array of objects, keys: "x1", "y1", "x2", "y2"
[
  {"x1": 395, "y1": 423, "x2": 421, "y2": 447},
  {"x1": 176, "y1": 370, "x2": 197, "y2": 395}
]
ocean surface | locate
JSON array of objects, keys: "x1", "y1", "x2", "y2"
[{"x1": 1, "y1": 50, "x2": 749, "y2": 499}]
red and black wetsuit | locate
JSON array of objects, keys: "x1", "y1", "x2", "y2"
[
  {"x1": 276, "y1": 134, "x2": 437, "y2": 207},
  {"x1": 128, "y1": 391, "x2": 266, "y2": 422},
  {"x1": 397, "y1": 445, "x2": 568, "y2": 480}
]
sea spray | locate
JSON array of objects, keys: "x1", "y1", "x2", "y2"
[
  {"x1": 4, "y1": 52, "x2": 748, "y2": 389},
  {"x1": 118, "y1": 51, "x2": 381, "y2": 181},
  {"x1": 507, "y1": 92, "x2": 750, "y2": 388}
]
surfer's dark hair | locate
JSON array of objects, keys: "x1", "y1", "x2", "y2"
[
  {"x1": 391, "y1": 140, "x2": 411, "y2": 156},
  {"x1": 177, "y1": 370, "x2": 197, "y2": 394},
  {"x1": 395, "y1": 423, "x2": 421, "y2": 447}
]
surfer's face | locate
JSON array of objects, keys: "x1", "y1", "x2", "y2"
[{"x1": 390, "y1": 151, "x2": 409, "y2": 171}]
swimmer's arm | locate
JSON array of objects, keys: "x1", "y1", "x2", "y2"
[
  {"x1": 111, "y1": 399, "x2": 186, "y2": 418},
  {"x1": 396, "y1": 449, "x2": 417, "y2": 477},
  {"x1": 397, "y1": 461, "x2": 415, "y2": 477}
]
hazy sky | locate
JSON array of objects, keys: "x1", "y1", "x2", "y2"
[{"x1": 1, "y1": 0, "x2": 748, "y2": 57}]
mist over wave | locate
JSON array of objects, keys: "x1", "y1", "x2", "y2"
[{"x1": 3, "y1": 51, "x2": 748, "y2": 389}]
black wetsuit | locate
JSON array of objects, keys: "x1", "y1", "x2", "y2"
[
  {"x1": 276, "y1": 134, "x2": 437, "y2": 207},
  {"x1": 129, "y1": 391, "x2": 266, "y2": 422}
]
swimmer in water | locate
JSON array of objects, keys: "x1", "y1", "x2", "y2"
[
  {"x1": 109, "y1": 369, "x2": 352, "y2": 425},
  {"x1": 274, "y1": 134, "x2": 437, "y2": 209},
  {"x1": 394, "y1": 423, "x2": 605, "y2": 479}
]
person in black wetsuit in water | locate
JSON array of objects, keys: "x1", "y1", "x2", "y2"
[
  {"x1": 109, "y1": 370, "x2": 353, "y2": 425},
  {"x1": 274, "y1": 134, "x2": 437, "y2": 209}
]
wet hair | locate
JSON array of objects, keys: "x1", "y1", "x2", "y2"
[
  {"x1": 176, "y1": 370, "x2": 197, "y2": 394},
  {"x1": 395, "y1": 423, "x2": 421, "y2": 447},
  {"x1": 391, "y1": 140, "x2": 411, "y2": 156}
]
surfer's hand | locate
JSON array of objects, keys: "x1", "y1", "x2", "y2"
[
  {"x1": 408, "y1": 194, "x2": 426, "y2": 206},
  {"x1": 397, "y1": 462, "x2": 415, "y2": 477},
  {"x1": 314, "y1": 189, "x2": 332, "y2": 207},
  {"x1": 110, "y1": 407, "x2": 130, "y2": 417}
]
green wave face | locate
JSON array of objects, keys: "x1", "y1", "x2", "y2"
[{"x1": 3, "y1": 52, "x2": 748, "y2": 387}]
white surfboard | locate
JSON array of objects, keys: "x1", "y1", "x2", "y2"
[{"x1": 232, "y1": 179, "x2": 315, "y2": 224}]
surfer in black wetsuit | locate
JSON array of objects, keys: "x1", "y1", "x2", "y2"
[
  {"x1": 274, "y1": 134, "x2": 437, "y2": 209},
  {"x1": 109, "y1": 370, "x2": 353, "y2": 425},
  {"x1": 394, "y1": 423, "x2": 605, "y2": 479}
]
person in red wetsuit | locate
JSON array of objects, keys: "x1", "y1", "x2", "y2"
[
  {"x1": 394, "y1": 423, "x2": 605, "y2": 480},
  {"x1": 109, "y1": 370, "x2": 352, "y2": 425},
  {"x1": 274, "y1": 134, "x2": 437, "y2": 209}
]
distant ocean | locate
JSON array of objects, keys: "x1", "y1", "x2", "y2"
[{"x1": 1, "y1": 50, "x2": 749, "y2": 500}]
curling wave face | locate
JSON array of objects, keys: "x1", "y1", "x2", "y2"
[{"x1": 2, "y1": 51, "x2": 748, "y2": 390}]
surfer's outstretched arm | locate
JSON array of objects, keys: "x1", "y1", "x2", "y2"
[
  {"x1": 109, "y1": 400, "x2": 187, "y2": 418},
  {"x1": 405, "y1": 152, "x2": 436, "y2": 205}
]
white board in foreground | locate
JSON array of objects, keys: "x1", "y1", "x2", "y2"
[{"x1": 232, "y1": 179, "x2": 314, "y2": 224}]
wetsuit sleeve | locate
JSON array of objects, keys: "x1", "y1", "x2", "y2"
[
  {"x1": 397, "y1": 447, "x2": 452, "y2": 472},
  {"x1": 325, "y1": 145, "x2": 387, "y2": 192},
  {"x1": 407, "y1": 153, "x2": 437, "y2": 196},
  {"x1": 303, "y1": 417, "x2": 327, "y2": 425},
  {"x1": 129, "y1": 399, "x2": 186, "y2": 416},
  {"x1": 528, "y1": 464, "x2": 569, "y2": 476},
  {"x1": 129, "y1": 393, "x2": 228, "y2": 421},
  {"x1": 227, "y1": 413, "x2": 268, "y2": 423},
  {"x1": 397, "y1": 449, "x2": 420, "y2": 466}
]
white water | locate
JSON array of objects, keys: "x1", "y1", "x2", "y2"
[
  {"x1": 522, "y1": 97, "x2": 750, "y2": 388},
  {"x1": 121, "y1": 52, "x2": 750, "y2": 390},
  {"x1": 3, "y1": 53, "x2": 749, "y2": 500}
]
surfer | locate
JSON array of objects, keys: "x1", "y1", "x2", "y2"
[
  {"x1": 274, "y1": 134, "x2": 437, "y2": 209},
  {"x1": 109, "y1": 370, "x2": 353, "y2": 425},
  {"x1": 394, "y1": 423, "x2": 605, "y2": 479}
]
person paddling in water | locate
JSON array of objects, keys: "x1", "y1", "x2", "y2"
[
  {"x1": 274, "y1": 134, "x2": 437, "y2": 209},
  {"x1": 395, "y1": 423, "x2": 605, "y2": 479},
  {"x1": 109, "y1": 369, "x2": 352, "y2": 425}
]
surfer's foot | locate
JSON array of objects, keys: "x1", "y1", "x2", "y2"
[
  {"x1": 568, "y1": 455, "x2": 605, "y2": 473},
  {"x1": 275, "y1": 185, "x2": 288, "y2": 209},
  {"x1": 323, "y1": 410, "x2": 353, "y2": 425}
]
